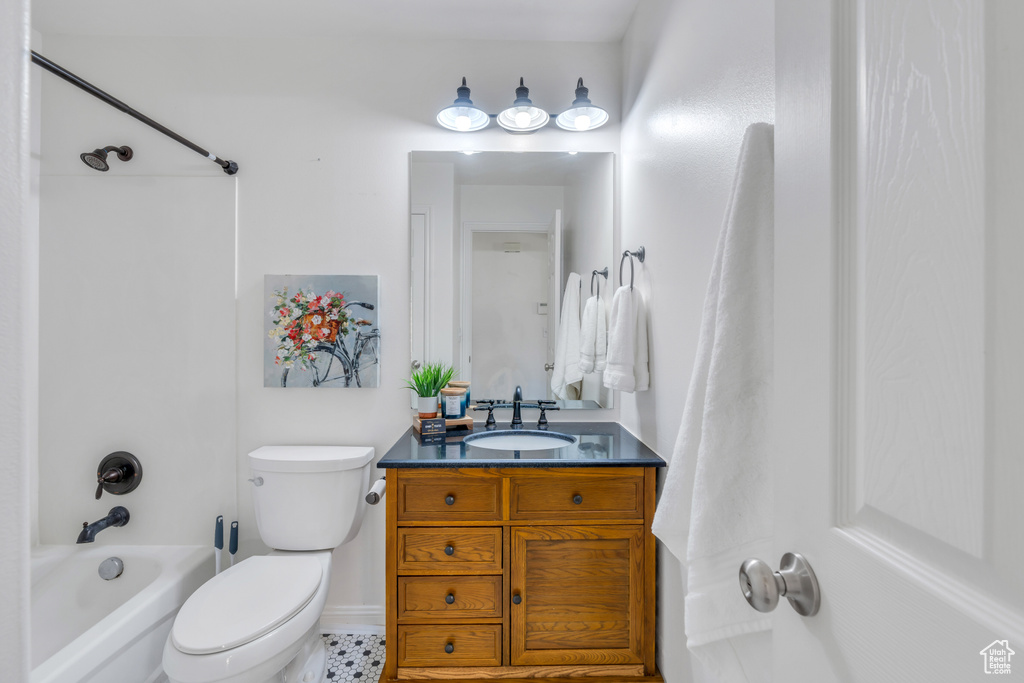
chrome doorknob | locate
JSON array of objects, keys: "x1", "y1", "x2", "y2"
[{"x1": 739, "y1": 552, "x2": 820, "y2": 617}]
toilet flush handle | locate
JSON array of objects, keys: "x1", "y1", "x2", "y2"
[{"x1": 248, "y1": 477, "x2": 263, "y2": 487}]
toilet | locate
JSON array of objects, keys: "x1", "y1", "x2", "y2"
[{"x1": 162, "y1": 445, "x2": 374, "y2": 683}]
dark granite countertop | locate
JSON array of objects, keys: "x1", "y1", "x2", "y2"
[{"x1": 378, "y1": 422, "x2": 665, "y2": 469}]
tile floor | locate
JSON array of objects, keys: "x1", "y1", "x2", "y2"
[{"x1": 322, "y1": 633, "x2": 386, "y2": 682}]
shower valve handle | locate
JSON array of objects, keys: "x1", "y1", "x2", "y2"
[{"x1": 95, "y1": 467, "x2": 126, "y2": 499}]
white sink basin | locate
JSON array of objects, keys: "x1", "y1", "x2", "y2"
[{"x1": 463, "y1": 430, "x2": 577, "y2": 452}]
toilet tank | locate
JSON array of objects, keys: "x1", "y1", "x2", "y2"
[{"x1": 248, "y1": 446, "x2": 374, "y2": 551}]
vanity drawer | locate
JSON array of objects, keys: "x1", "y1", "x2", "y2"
[
  {"x1": 397, "y1": 527, "x2": 503, "y2": 573},
  {"x1": 396, "y1": 471, "x2": 503, "y2": 522},
  {"x1": 398, "y1": 575, "x2": 502, "y2": 619},
  {"x1": 509, "y1": 469, "x2": 645, "y2": 520},
  {"x1": 397, "y1": 624, "x2": 502, "y2": 667}
]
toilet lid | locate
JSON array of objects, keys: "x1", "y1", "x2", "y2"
[{"x1": 171, "y1": 555, "x2": 323, "y2": 655}]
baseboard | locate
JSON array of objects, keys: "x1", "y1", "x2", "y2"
[{"x1": 320, "y1": 605, "x2": 386, "y2": 634}]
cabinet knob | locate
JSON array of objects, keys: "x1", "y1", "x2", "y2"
[
  {"x1": 445, "y1": 494, "x2": 455, "y2": 506},
  {"x1": 445, "y1": 593, "x2": 455, "y2": 604},
  {"x1": 572, "y1": 494, "x2": 583, "y2": 505},
  {"x1": 512, "y1": 593, "x2": 522, "y2": 604},
  {"x1": 444, "y1": 642, "x2": 454, "y2": 654},
  {"x1": 444, "y1": 545, "x2": 454, "y2": 556}
]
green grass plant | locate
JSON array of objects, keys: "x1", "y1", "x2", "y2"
[{"x1": 404, "y1": 362, "x2": 455, "y2": 397}]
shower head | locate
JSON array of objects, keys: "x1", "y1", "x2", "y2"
[{"x1": 80, "y1": 145, "x2": 133, "y2": 171}]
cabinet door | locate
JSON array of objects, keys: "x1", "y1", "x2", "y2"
[{"x1": 510, "y1": 525, "x2": 644, "y2": 666}]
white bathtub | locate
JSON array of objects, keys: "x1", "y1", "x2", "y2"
[{"x1": 31, "y1": 545, "x2": 213, "y2": 683}]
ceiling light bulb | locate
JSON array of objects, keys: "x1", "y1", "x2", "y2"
[
  {"x1": 555, "y1": 78, "x2": 609, "y2": 132},
  {"x1": 437, "y1": 77, "x2": 490, "y2": 132},
  {"x1": 497, "y1": 78, "x2": 549, "y2": 134}
]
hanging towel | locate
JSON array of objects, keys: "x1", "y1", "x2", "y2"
[
  {"x1": 650, "y1": 122, "x2": 775, "y2": 682},
  {"x1": 578, "y1": 295, "x2": 607, "y2": 374},
  {"x1": 550, "y1": 272, "x2": 583, "y2": 400},
  {"x1": 602, "y1": 286, "x2": 649, "y2": 393}
]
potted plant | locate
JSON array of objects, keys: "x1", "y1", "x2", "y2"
[{"x1": 405, "y1": 362, "x2": 455, "y2": 418}]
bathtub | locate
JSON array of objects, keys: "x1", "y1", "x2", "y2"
[{"x1": 31, "y1": 545, "x2": 213, "y2": 683}]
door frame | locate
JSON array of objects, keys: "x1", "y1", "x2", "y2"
[{"x1": 460, "y1": 221, "x2": 550, "y2": 382}]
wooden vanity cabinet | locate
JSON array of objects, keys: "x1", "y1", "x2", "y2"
[{"x1": 381, "y1": 467, "x2": 661, "y2": 683}]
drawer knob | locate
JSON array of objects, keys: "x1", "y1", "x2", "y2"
[
  {"x1": 444, "y1": 545, "x2": 455, "y2": 556},
  {"x1": 512, "y1": 593, "x2": 522, "y2": 604},
  {"x1": 444, "y1": 642, "x2": 454, "y2": 654},
  {"x1": 573, "y1": 494, "x2": 583, "y2": 505},
  {"x1": 445, "y1": 494, "x2": 455, "y2": 506},
  {"x1": 445, "y1": 593, "x2": 455, "y2": 604}
]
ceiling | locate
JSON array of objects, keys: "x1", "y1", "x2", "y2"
[{"x1": 32, "y1": 0, "x2": 640, "y2": 42}]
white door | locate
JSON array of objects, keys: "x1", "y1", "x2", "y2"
[
  {"x1": 774, "y1": 1, "x2": 1024, "y2": 680},
  {"x1": 546, "y1": 209, "x2": 563, "y2": 398}
]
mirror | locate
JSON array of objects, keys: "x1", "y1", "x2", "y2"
[{"x1": 410, "y1": 151, "x2": 614, "y2": 409}]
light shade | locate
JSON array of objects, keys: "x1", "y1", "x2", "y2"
[
  {"x1": 497, "y1": 78, "x2": 549, "y2": 133},
  {"x1": 436, "y1": 77, "x2": 490, "y2": 132},
  {"x1": 555, "y1": 78, "x2": 609, "y2": 132}
]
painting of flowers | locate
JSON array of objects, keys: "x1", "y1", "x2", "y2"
[{"x1": 264, "y1": 274, "x2": 380, "y2": 388}]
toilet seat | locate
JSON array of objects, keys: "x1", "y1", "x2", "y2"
[{"x1": 171, "y1": 555, "x2": 323, "y2": 655}]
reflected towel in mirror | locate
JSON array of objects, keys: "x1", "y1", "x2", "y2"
[
  {"x1": 550, "y1": 272, "x2": 583, "y2": 400},
  {"x1": 579, "y1": 294, "x2": 607, "y2": 374}
]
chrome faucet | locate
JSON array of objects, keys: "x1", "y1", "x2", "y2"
[{"x1": 77, "y1": 506, "x2": 130, "y2": 543}]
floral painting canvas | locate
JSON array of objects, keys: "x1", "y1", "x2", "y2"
[{"x1": 264, "y1": 274, "x2": 380, "y2": 388}]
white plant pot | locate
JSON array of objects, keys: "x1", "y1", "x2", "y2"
[{"x1": 417, "y1": 395, "x2": 439, "y2": 419}]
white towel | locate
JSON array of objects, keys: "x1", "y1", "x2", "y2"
[
  {"x1": 602, "y1": 286, "x2": 649, "y2": 393},
  {"x1": 650, "y1": 122, "x2": 774, "y2": 681},
  {"x1": 550, "y1": 272, "x2": 583, "y2": 400},
  {"x1": 578, "y1": 295, "x2": 607, "y2": 373}
]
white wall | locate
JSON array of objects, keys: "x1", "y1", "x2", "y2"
[
  {"x1": 38, "y1": 176, "x2": 237, "y2": 546},
  {"x1": 1, "y1": 0, "x2": 34, "y2": 676},
  {"x1": 619, "y1": 0, "x2": 774, "y2": 680},
  {"x1": 35, "y1": 34, "x2": 620, "y2": 623}
]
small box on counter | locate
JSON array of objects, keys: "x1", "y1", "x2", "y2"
[{"x1": 418, "y1": 417, "x2": 447, "y2": 436}]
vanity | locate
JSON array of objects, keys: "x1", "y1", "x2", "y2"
[{"x1": 376, "y1": 422, "x2": 665, "y2": 683}]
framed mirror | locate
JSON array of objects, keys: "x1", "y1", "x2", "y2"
[{"x1": 410, "y1": 151, "x2": 614, "y2": 409}]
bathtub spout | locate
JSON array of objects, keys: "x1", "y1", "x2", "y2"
[{"x1": 77, "y1": 506, "x2": 130, "y2": 543}]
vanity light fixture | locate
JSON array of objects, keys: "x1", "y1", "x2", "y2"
[
  {"x1": 497, "y1": 78, "x2": 550, "y2": 133},
  {"x1": 436, "y1": 77, "x2": 490, "y2": 132},
  {"x1": 555, "y1": 78, "x2": 609, "y2": 132},
  {"x1": 436, "y1": 76, "x2": 609, "y2": 133}
]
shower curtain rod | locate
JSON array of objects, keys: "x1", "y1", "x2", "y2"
[{"x1": 31, "y1": 51, "x2": 238, "y2": 175}]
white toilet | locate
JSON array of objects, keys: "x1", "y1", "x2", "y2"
[{"x1": 162, "y1": 445, "x2": 374, "y2": 683}]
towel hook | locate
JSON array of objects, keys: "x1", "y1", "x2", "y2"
[
  {"x1": 619, "y1": 246, "x2": 646, "y2": 290},
  {"x1": 591, "y1": 267, "x2": 608, "y2": 297}
]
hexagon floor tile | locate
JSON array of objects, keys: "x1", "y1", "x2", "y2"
[{"x1": 321, "y1": 633, "x2": 386, "y2": 682}]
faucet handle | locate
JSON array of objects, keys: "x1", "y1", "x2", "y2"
[
  {"x1": 94, "y1": 452, "x2": 142, "y2": 500},
  {"x1": 95, "y1": 467, "x2": 125, "y2": 500}
]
